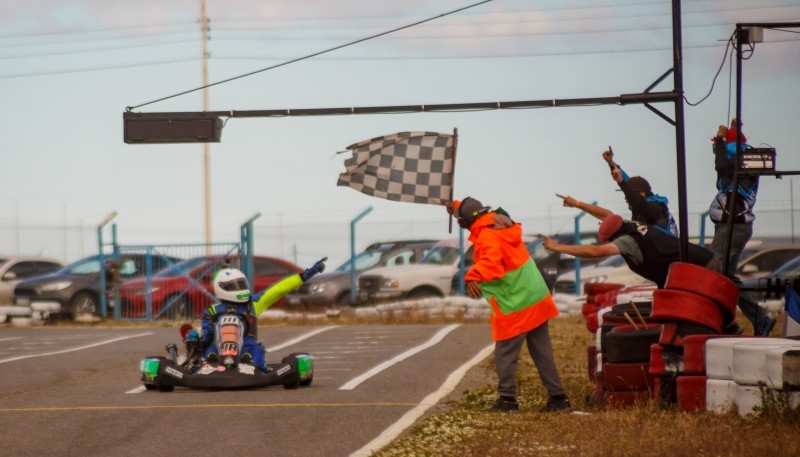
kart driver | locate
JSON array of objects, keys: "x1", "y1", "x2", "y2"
[{"x1": 199, "y1": 259, "x2": 326, "y2": 370}]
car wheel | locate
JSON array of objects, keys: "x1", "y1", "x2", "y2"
[
  {"x1": 167, "y1": 294, "x2": 192, "y2": 319},
  {"x1": 70, "y1": 292, "x2": 99, "y2": 318},
  {"x1": 408, "y1": 287, "x2": 442, "y2": 299},
  {"x1": 336, "y1": 292, "x2": 352, "y2": 307}
]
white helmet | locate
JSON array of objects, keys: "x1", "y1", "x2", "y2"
[{"x1": 213, "y1": 268, "x2": 251, "y2": 303}]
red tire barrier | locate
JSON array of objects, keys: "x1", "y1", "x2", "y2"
[
  {"x1": 587, "y1": 345, "x2": 598, "y2": 381},
  {"x1": 604, "y1": 389, "x2": 652, "y2": 408},
  {"x1": 664, "y1": 262, "x2": 739, "y2": 321},
  {"x1": 584, "y1": 283, "x2": 625, "y2": 295},
  {"x1": 676, "y1": 375, "x2": 708, "y2": 412},
  {"x1": 586, "y1": 311, "x2": 599, "y2": 333},
  {"x1": 650, "y1": 289, "x2": 724, "y2": 334},
  {"x1": 603, "y1": 361, "x2": 655, "y2": 391}
]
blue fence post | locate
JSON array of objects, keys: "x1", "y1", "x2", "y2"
[
  {"x1": 96, "y1": 211, "x2": 117, "y2": 320},
  {"x1": 699, "y1": 210, "x2": 710, "y2": 247},
  {"x1": 349, "y1": 207, "x2": 373, "y2": 303},
  {"x1": 573, "y1": 201, "x2": 598, "y2": 296},
  {"x1": 240, "y1": 213, "x2": 262, "y2": 286}
]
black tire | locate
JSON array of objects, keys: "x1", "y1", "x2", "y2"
[
  {"x1": 166, "y1": 294, "x2": 192, "y2": 319},
  {"x1": 157, "y1": 384, "x2": 174, "y2": 392},
  {"x1": 70, "y1": 291, "x2": 99, "y2": 318},
  {"x1": 144, "y1": 384, "x2": 158, "y2": 391},
  {"x1": 408, "y1": 287, "x2": 443, "y2": 299},
  {"x1": 605, "y1": 328, "x2": 661, "y2": 363},
  {"x1": 336, "y1": 291, "x2": 352, "y2": 307}
]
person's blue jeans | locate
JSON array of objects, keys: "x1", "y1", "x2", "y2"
[{"x1": 710, "y1": 221, "x2": 769, "y2": 331}]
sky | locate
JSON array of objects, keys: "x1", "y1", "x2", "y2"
[{"x1": 1, "y1": 0, "x2": 799, "y2": 267}]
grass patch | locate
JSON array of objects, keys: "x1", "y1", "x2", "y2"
[{"x1": 373, "y1": 314, "x2": 800, "y2": 457}]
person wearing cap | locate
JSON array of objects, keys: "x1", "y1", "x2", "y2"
[
  {"x1": 563, "y1": 148, "x2": 677, "y2": 236},
  {"x1": 447, "y1": 197, "x2": 572, "y2": 413},
  {"x1": 542, "y1": 214, "x2": 720, "y2": 289}
]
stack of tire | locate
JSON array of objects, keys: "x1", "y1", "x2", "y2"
[
  {"x1": 702, "y1": 336, "x2": 800, "y2": 416},
  {"x1": 596, "y1": 302, "x2": 661, "y2": 407},
  {"x1": 581, "y1": 283, "x2": 625, "y2": 334},
  {"x1": 647, "y1": 262, "x2": 741, "y2": 408}
]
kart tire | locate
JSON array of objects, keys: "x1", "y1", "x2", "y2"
[
  {"x1": 650, "y1": 289, "x2": 724, "y2": 334},
  {"x1": 664, "y1": 262, "x2": 739, "y2": 321},
  {"x1": 158, "y1": 384, "x2": 175, "y2": 392}
]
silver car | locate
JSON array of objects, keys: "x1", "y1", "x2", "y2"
[
  {"x1": 0, "y1": 256, "x2": 65, "y2": 305},
  {"x1": 286, "y1": 240, "x2": 436, "y2": 308}
]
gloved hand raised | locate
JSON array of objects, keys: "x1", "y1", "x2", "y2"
[{"x1": 300, "y1": 257, "x2": 327, "y2": 281}]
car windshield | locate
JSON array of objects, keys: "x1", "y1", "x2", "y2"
[
  {"x1": 421, "y1": 245, "x2": 462, "y2": 265},
  {"x1": 336, "y1": 249, "x2": 385, "y2": 272},
  {"x1": 63, "y1": 256, "x2": 102, "y2": 274},
  {"x1": 156, "y1": 257, "x2": 221, "y2": 277},
  {"x1": 772, "y1": 257, "x2": 800, "y2": 277}
]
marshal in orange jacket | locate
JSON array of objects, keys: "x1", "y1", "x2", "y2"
[{"x1": 465, "y1": 212, "x2": 559, "y2": 341}]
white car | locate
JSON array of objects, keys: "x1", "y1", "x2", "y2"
[
  {"x1": 552, "y1": 255, "x2": 654, "y2": 297},
  {"x1": 357, "y1": 239, "x2": 472, "y2": 303},
  {"x1": 0, "y1": 256, "x2": 66, "y2": 305}
]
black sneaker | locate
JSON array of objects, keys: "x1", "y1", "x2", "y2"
[
  {"x1": 539, "y1": 395, "x2": 573, "y2": 413},
  {"x1": 489, "y1": 396, "x2": 519, "y2": 413},
  {"x1": 241, "y1": 353, "x2": 253, "y2": 364},
  {"x1": 206, "y1": 352, "x2": 219, "y2": 364}
]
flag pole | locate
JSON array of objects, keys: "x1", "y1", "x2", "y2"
[{"x1": 448, "y1": 128, "x2": 459, "y2": 234}]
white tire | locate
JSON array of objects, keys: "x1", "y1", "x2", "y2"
[
  {"x1": 732, "y1": 341, "x2": 800, "y2": 386},
  {"x1": 705, "y1": 337, "x2": 796, "y2": 380},
  {"x1": 766, "y1": 348, "x2": 800, "y2": 389},
  {"x1": 705, "y1": 378, "x2": 737, "y2": 414}
]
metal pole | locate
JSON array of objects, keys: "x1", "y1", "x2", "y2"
[
  {"x1": 96, "y1": 211, "x2": 117, "y2": 320},
  {"x1": 573, "y1": 201, "x2": 597, "y2": 296},
  {"x1": 201, "y1": 0, "x2": 212, "y2": 254},
  {"x1": 672, "y1": 0, "x2": 690, "y2": 260},
  {"x1": 457, "y1": 227, "x2": 466, "y2": 296},
  {"x1": 349, "y1": 207, "x2": 373, "y2": 303},
  {"x1": 240, "y1": 213, "x2": 262, "y2": 287}
]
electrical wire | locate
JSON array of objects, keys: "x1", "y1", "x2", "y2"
[
  {"x1": 684, "y1": 32, "x2": 735, "y2": 107},
  {"x1": 125, "y1": 0, "x2": 493, "y2": 111}
]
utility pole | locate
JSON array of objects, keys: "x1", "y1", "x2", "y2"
[{"x1": 201, "y1": 0, "x2": 212, "y2": 253}]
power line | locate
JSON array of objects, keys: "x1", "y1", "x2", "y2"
[{"x1": 126, "y1": 0, "x2": 494, "y2": 111}]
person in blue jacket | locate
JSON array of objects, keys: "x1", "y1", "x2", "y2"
[
  {"x1": 198, "y1": 259, "x2": 326, "y2": 370},
  {"x1": 603, "y1": 147, "x2": 678, "y2": 237}
]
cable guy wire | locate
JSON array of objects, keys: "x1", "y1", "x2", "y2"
[{"x1": 126, "y1": 0, "x2": 493, "y2": 112}]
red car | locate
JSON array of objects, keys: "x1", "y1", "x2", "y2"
[{"x1": 119, "y1": 255, "x2": 302, "y2": 319}]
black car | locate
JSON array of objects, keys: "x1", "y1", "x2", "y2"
[{"x1": 14, "y1": 252, "x2": 180, "y2": 320}]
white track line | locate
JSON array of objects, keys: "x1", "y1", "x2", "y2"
[
  {"x1": 127, "y1": 326, "x2": 338, "y2": 394},
  {"x1": 0, "y1": 332, "x2": 153, "y2": 365},
  {"x1": 0, "y1": 337, "x2": 22, "y2": 342},
  {"x1": 265, "y1": 326, "x2": 339, "y2": 352},
  {"x1": 349, "y1": 343, "x2": 494, "y2": 457},
  {"x1": 339, "y1": 324, "x2": 460, "y2": 391}
]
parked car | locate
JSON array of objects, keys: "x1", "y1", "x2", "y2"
[
  {"x1": 525, "y1": 232, "x2": 607, "y2": 291},
  {"x1": 552, "y1": 254, "x2": 654, "y2": 296},
  {"x1": 14, "y1": 253, "x2": 181, "y2": 320},
  {"x1": 286, "y1": 240, "x2": 437, "y2": 308},
  {"x1": 0, "y1": 256, "x2": 65, "y2": 305},
  {"x1": 449, "y1": 232, "x2": 606, "y2": 294},
  {"x1": 119, "y1": 255, "x2": 302, "y2": 319},
  {"x1": 735, "y1": 245, "x2": 800, "y2": 280},
  {"x1": 359, "y1": 239, "x2": 472, "y2": 303}
]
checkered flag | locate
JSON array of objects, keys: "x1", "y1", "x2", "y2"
[{"x1": 337, "y1": 131, "x2": 456, "y2": 205}]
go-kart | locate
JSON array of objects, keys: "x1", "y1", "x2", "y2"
[{"x1": 140, "y1": 314, "x2": 313, "y2": 392}]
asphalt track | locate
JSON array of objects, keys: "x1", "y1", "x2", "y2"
[{"x1": 0, "y1": 323, "x2": 492, "y2": 457}]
